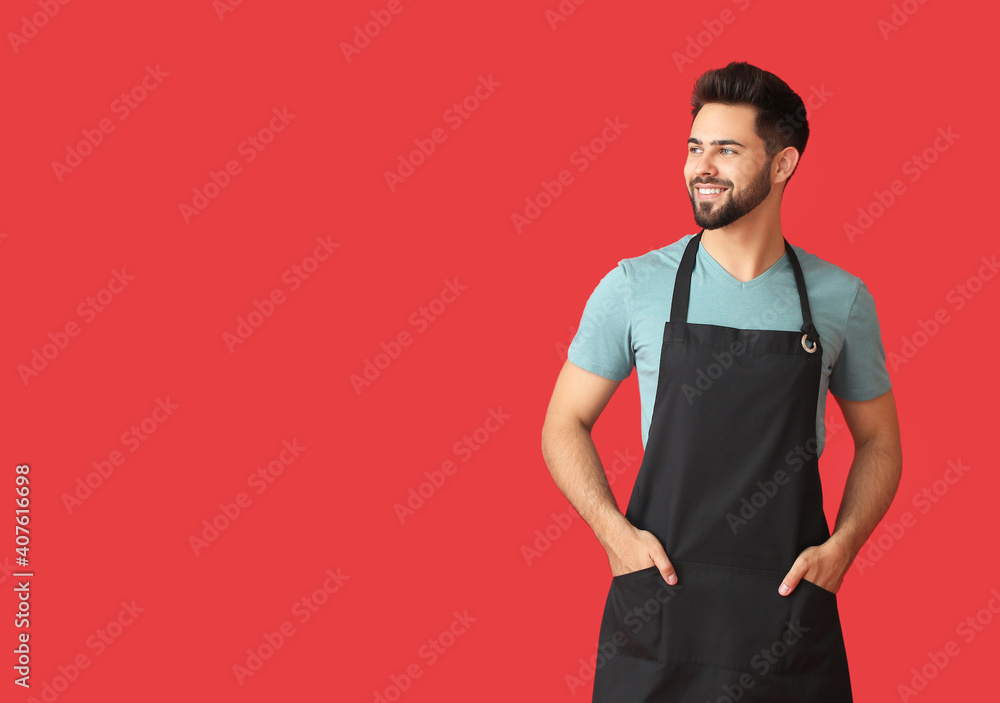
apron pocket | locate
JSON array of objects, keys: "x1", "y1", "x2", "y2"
[
  {"x1": 660, "y1": 561, "x2": 849, "y2": 677},
  {"x1": 799, "y1": 577, "x2": 837, "y2": 597},
  {"x1": 784, "y1": 575, "x2": 850, "y2": 676},
  {"x1": 600, "y1": 566, "x2": 676, "y2": 663}
]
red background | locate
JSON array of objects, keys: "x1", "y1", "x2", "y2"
[{"x1": 2, "y1": 1, "x2": 997, "y2": 701}]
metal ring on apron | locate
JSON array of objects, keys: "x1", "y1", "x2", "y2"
[{"x1": 801, "y1": 333, "x2": 818, "y2": 353}]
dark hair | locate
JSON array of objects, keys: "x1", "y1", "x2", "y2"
[{"x1": 691, "y1": 61, "x2": 808, "y2": 183}]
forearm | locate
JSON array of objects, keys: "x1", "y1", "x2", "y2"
[
  {"x1": 829, "y1": 436, "x2": 903, "y2": 560},
  {"x1": 541, "y1": 419, "x2": 631, "y2": 550}
]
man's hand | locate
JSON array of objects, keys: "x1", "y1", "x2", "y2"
[
  {"x1": 543, "y1": 361, "x2": 681, "y2": 584},
  {"x1": 778, "y1": 537, "x2": 853, "y2": 595},
  {"x1": 603, "y1": 520, "x2": 678, "y2": 585},
  {"x1": 778, "y1": 390, "x2": 902, "y2": 597}
]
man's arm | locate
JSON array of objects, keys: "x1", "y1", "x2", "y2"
[
  {"x1": 829, "y1": 388, "x2": 903, "y2": 557},
  {"x1": 541, "y1": 360, "x2": 678, "y2": 583},
  {"x1": 779, "y1": 388, "x2": 902, "y2": 595}
]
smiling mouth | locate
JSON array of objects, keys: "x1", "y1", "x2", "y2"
[{"x1": 694, "y1": 185, "x2": 728, "y2": 200}]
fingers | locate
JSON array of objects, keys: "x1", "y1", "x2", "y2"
[
  {"x1": 653, "y1": 553, "x2": 678, "y2": 586},
  {"x1": 779, "y1": 560, "x2": 805, "y2": 596},
  {"x1": 638, "y1": 531, "x2": 678, "y2": 585}
]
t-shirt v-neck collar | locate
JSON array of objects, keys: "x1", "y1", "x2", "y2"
[{"x1": 696, "y1": 241, "x2": 790, "y2": 290}]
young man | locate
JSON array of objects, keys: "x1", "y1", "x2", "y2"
[{"x1": 541, "y1": 61, "x2": 902, "y2": 701}]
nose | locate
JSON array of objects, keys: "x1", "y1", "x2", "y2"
[{"x1": 692, "y1": 151, "x2": 718, "y2": 178}]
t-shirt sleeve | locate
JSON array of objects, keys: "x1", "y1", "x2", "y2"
[
  {"x1": 829, "y1": 279, "x2": 893, "y2": 401},
  {"x1": 566, "y1": 263, "x2": 634, "y2": 381}
]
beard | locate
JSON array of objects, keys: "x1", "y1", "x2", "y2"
[{"x1": 689, "y1": 156, "x2": 774, "y2": 229}]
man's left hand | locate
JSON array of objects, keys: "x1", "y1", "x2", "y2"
[{"x1": 778, "y1": 538, "x2": 854, "y2": 596}]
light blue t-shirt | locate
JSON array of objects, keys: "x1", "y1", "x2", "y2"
[{"x1": 567, "y1": 233, "x2": 892, "y2": 456}]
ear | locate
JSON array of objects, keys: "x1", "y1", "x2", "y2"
[{"x1": 773, "y1": 146, "x2": 800, "y2": 185}]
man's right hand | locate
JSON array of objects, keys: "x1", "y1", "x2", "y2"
[
  {"x1": 541, "y1": 362, "x2": 678, "y2": 586},
  {"x1": 603, "y1": 520, "x2": 678, "y2": 585}
]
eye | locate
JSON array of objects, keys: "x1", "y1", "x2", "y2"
[{"x1": 721, "y1": 148, "x2": 737, "y2": 155}]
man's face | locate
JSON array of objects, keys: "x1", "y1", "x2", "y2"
[{"x1": 685, "y1": 103, "x2": 775, "y2": 230}]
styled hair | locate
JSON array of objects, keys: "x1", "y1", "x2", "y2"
[{"x1": 691, "y1": 61, "x2": 808, "y2": 182}]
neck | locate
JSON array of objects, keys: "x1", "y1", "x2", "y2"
[{"x1": 700, "y1": 213, "x2": 786, "y2": 283}]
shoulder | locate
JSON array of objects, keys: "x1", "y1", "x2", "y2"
[
  {"x1": 788, "y1": 243, "x2": 864, "y2": 309},
  {"x1": 617, "y1": 232, "x2": 699, "y2": 282}
]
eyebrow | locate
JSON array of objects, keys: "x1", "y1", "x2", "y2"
[{"x1": 688, "y1": 138, "x2": 746, "y2": 147}]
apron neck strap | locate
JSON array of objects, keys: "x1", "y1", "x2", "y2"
[
  {"x1": 670, "y1": 230, "x2": 819, "y2": 344},
  {"x1": 669, "y1": 230, "x2": 702, "y2": 324},
  {"x1": 783, "y1": 239, "x2": 818, "y2": 343}
]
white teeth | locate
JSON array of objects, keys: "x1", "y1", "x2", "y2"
[{"x1": 697, "y1": 187, "x2": 724, "y2": 194}]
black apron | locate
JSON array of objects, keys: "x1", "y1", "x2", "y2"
[{"x1": 592, "y1": 231, "x2": 852, "y2": 702}]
